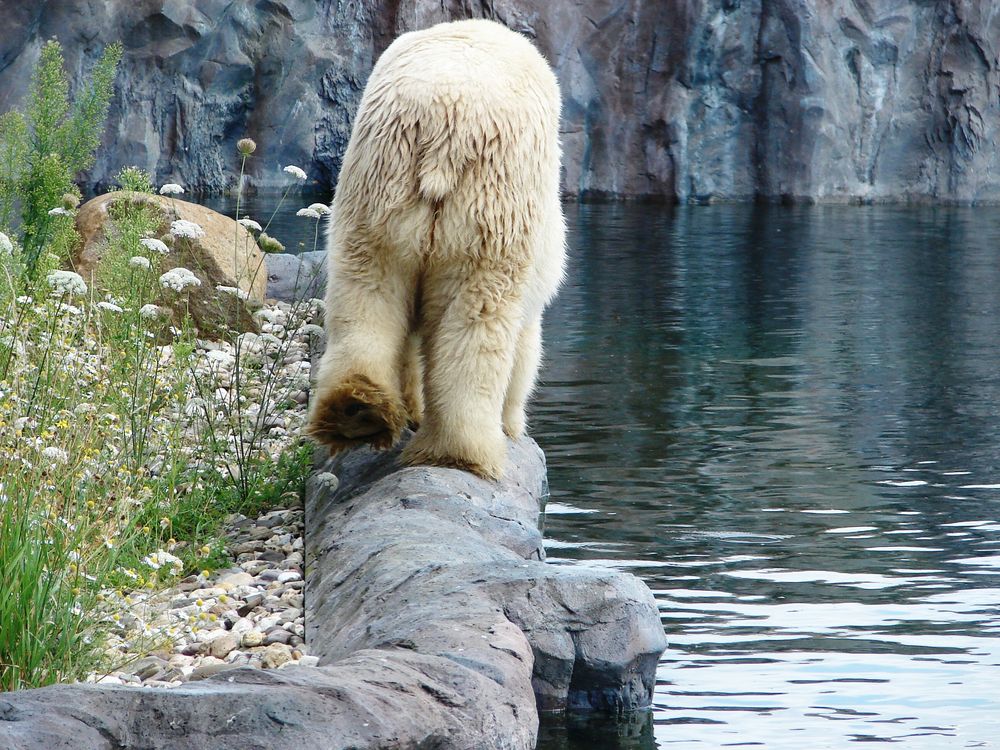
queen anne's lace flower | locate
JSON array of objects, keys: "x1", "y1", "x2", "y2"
[
  {"x1": 283, "y1": 165, "x2": 307, "y2": 180},
  {"x1": 159, "y1": 267, "x2": 202, "y2": 292},
  {"x1": 238, "y1": 218, "x2": 262, "y2": 232},
  {"x1": 129, "y1": 256, "x2": 152, "y2": 270},
  {"x1": 97, "y1": 301, "x2": 124, "y2": 313},
  {"x1": 159, "y1": 183, "x2": 184, "y2": 196},
  {"x1": 0, "y1": 232, "x2": 13, "y2": 255},
  {"x1": 139, "y1": 304, "x2": 164, "y2": 319},
  {"x1": 169, "y1": 220, "x2": 205, "y2": 240},
  {"x1": 296, "y1": 208, "x2": 321, "y2": 220},
  {"x1": 307, "y1": 203, "x2": 331, "y2": 216},
  {"x1": 47, "y1": 270, "x2": 88, "y2": 296},
  {"x1": 216, "y1": 285, "x2": 249, "y2": 300},
  {"x1": 140, "y1": 238, "x2": 171, "y2": 255},
  {"x1": 48, "y1": 207, "x2": 73, "y2": 217}
]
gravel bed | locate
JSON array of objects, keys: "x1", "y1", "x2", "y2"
[{"x1": 83, "y1": 298, "x2": 322, "y2": 688}]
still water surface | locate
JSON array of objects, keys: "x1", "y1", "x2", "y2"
[
  {"x1": 534, "y1": 204, "x2": 1000, "y2": 749},
  {"x1": 203, "y1": 195, "x2": 1000, "y2": 748}
]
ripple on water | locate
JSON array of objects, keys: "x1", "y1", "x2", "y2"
[{"x1": 533, "y1": 204, "x2": 1000, "y2": 749}]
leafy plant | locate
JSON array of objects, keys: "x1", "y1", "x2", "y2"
[{"x1": 0, "y1": 39, "x2": 122, "y2": 279}]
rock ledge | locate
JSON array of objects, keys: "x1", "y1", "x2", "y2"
[{"x1": 0, "y1": 437, "x2": 666, "y2": 749}]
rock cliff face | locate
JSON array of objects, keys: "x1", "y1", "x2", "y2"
[{"x1": 0, "y1": 0, "x2": 997, "y2": 202}]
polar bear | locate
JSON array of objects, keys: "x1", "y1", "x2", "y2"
[{"x1": 307, "y1": 19, "x2": 565, "y2": 480}]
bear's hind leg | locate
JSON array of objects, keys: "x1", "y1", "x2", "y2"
[
  {"x1": 401, "y1": 264, "x2": 521, "y2": 480},
  {"x1": 502, "y1": 316, "x2": 542, "y2": 439}
]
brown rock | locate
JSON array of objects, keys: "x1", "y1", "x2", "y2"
[
  {"x1": 73, "y1": 192, "x2": 266, "y2": 338},
  {"x1": 261, "y1": 643, "x2": 293, "y2": 669}
]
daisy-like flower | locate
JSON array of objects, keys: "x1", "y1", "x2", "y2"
[
  {"x1": 0, "y1": 232, "x2": 13, "y2": 255},
  {"x1": 237, "y1": 217, "x2": 262, "y2": 232},
  {"x1": 159, "y1": 183, "x2": 184, "y2": 196},
  {"x1": 97, "y1": 301, "x2": 124, "y2": 314},
  {"x1": 296, "y1": 207, "x2": 321, "y2": 220},
  {"x1": 159, "y1": 267, "x2": 201, "y2": 292},
  {"x1": 41, "y1": 446, "x2": 69, "y2": 463},
  {"x1": 216, "y1": 284, "x2": 249, "y2": 300},
  {"x1": 139, "y1": 303, "x2": 164, "y2": 319},
  {"x1": 140, "y1": 237, "x2": 171, "y2": 255},
  {"x1": 169, "y1": 219, "x2": 205, "y2": 240},
  {"x1": 142, "y1": 549, "x2": 183, "y2": 572},
  {"x1": 283, "y1": 165, "x2": 307, "y2": 181},
  {"x1": 47, "y1": 270, "x2": 88, "y2": 296},
  {"x1": 307, "y1": 203, "x2": 331, "y2": 216},
  {"x1": 129, "y1": 256, "x2": 152, "y2": 270},
  {"x1": 48, "y1": 206, "x2": 74, "y2": 217}
]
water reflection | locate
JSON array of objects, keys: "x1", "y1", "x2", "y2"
[{"x1": 535, "y1": 204, "x2": 1000, "y2": 748}]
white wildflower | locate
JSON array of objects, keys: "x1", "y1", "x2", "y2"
[
  {"x1": 139, "y1": 304, "x2": 164, "y2": 320},
  {"x1": 296, "y1": 208, "x2": 321, "y2": 220},
  {"x1": 238, "y1": 217, "x2": 262, "y2": 232},
  {"x1": 159, "y1": 183, "x2": 184, "y2": 196},
  {"x1": 0, "y1": 232, "x2": 12, "y2": 255},
  {"x1": 216, "y1": 285, "x2": 249, "y2": 300},
  {"x1": 74, "y1": 403, "x2": 97, "y2": 415},
  {"x1": 41, "y1": 446, "x2": 69, "y2": 464},
  {"x1": 57, "y1": 302, "x2": 82, "y2": 316},
  {"x1": 307, "y1": 203, "x2": 331, "y2": 216},
  {"x1": 16, "y1": 295, "x2": 32, "y2": 305},
  {"x1": 140, "y1": 237, "x2": 171, "y2": 255},
  {"x1": 47, "y1": 270, "x2": 88, "y2": 296},
  {"x1": 97, "y1": 301, "x2": 124, "y2": 314},
  {"x1": 160, "y1": 267, "x2": 202, "y2": 292},
  {"x1": 142, "y1": 549, "x2": 183, "y2": 572},
  {"x1": 129, "y1": 256, "x2": 152, "y2": 270},
  {"x1": 283, "y1": 165, "x2": 307, "y2": 180},
  {"x1": 48, "y1": 207, "x2": 73, "y2": 217},
  {"x1": 169, "y1": 220, "x2": 205, "y2": 240}
]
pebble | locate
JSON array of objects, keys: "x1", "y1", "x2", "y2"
[
  {"x1": 81, "y1": 301, "x2": 326, "y2": 690},
  {"x1": 262, "y1": 644, "x2": 294, "y2": 669}
]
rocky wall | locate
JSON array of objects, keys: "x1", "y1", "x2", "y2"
[{"x1": 1, "y1": 1, "x2": 997, "y2": 202}]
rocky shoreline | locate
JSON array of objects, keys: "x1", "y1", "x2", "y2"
[
  {"x1": 2, "y1": 433, "x2": 666, "y2": 750},
  {"x1": 86, "y1": 504, "x2": 316, "y2": 689}
]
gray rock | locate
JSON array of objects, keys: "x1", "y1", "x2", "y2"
[
  {"x1": 265, "y1": 252, "x2": 327, "y2": 303},
  {"x1": 1, "y1": 2, "x2": 998, "y2": 202}
]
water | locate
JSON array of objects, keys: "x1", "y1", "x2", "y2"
[
  {"x1": 199, "y1": 193, "x2": 1000, "y2": 747},
  {"x1": 198, "y1": 190, "x2": 331, "y2": 254},
  {"x1": 534, "y1": 204, "x2": 1000, "y2": 749}
]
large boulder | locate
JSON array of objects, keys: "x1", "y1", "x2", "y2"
[{"x1": 74, "y1": 192, "x2": 266, "y2": 337}]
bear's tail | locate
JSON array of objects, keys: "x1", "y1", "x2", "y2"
[{"x1": 415, "y1": 104, "x2": 472, "y2": 203}]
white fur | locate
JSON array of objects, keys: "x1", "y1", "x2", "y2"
[{"x1": 308, "y1": 19, "x2": 565, "y2": 480}]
